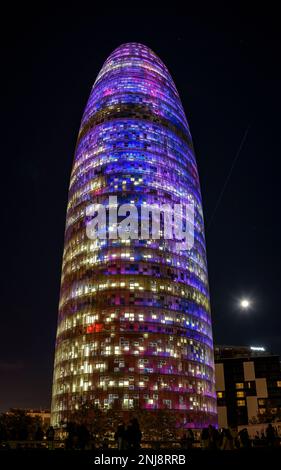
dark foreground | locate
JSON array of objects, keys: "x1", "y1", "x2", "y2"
[{"x1": 0, "y1": 448, "x2": 280, "y2": 468}]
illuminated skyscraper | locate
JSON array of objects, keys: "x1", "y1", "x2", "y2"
[{"x1": 51, "y1": 43, "x2": 217, "y2": 427}]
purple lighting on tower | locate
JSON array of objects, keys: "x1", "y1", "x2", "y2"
[{"x1": 51, "y1": 43, "x2": 217, "y2": 428}]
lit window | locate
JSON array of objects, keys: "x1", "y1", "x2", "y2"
[
  {"x1": 217, "y1": 392, "x2": 223, "y2": 398},
  {"x1": 277, "y1": 381, "x2": 281, "y2": 387},
  {"x1": 122, "y1": 398, "x2": 134, "y2": 409},
  {"x1": 235, "y1": 383, "x2": 244, "y2": 389},
  {"x1": 236, "y1": 391, "x2": 245, "y2": 398},
  {"x1": 237, "y1": 400, "x2": 246, "y2": 407}
]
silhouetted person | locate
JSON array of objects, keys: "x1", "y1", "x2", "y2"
[
  {"x1": 77, "y1": 424, "x2": 90, "y2": 450},
  {"x1": 200, "y1": 427, "x2": 209, "y2": 449},
  {"x1": 126, "y1": 418, "x2": 142, "y2": 450},
  {"x1": 180, "y1": 433, "x2": 187, "y2": 449},
  {"x1": 46, "y1": 425, "x2": 55, "y2": 449},
  {"x1": 186, "y1": 429, "x2": 194, "y2": 449},
  {"x1": 266, "y1": 424, "x2": 276, "y2": 446},
  {"x1": 181, "y1": 429, "x2": 194, "y2": 449},
  {"x1": 65, "y1": 422, "x2": 76, "y2": 449},
  {"x1": 35, "y1": 426, "x2": 44, "y2": 441},
  {"x1": 46, "y1": 426, "x2": 55, "y2": 441},
  {"x1": 180, "y1": 433, "x2": 188, "y2": 449},
  {"x1": 115, "y1": 422, "x2": 127, "y2": 450},
  {"x1": 221, "y1": 428, "x2": 234, "y2": 450},
  {"x1": 101, "y1": 438, "x2": 109, "y2": 449},
  {"x1": 0, "y1": 423, "x2": 8, "y2": 442},
  {"x1": 208, "y1": 425, "x2": 219, "y2": 450},
  {"x1": 253, "y1": 431, "x2": 260, "y2": 447},
  {"x1": 239, "y1": 428, "x2": 251, "y2": 448},
  {"x1": 231, "y1": 428, "x2": 239, "y2": 449}
]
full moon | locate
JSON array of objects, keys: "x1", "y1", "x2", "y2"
[{"x1": 240, "y1": 299, "x2": 250, "y2": 309}]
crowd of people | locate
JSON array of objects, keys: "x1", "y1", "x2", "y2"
[
  {"x1": 194, "y1": 423, "x2": 280, "y2": 450},
  {"x1": 114, "y1": 418, "x2": 142, "y2": 450},
  {"x1": 1, "y1": 417, "x2": 280, "y2": 450},
  {"x1": 64, "y1": 418, "x2": 142, "y2": 450},
  {"x1": 64, "y1": 421, "x2": 279, "y2": 450}
]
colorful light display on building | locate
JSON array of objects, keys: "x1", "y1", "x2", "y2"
[{"x1": 51, "y1": 43, "x2": 217, "y2": 427}]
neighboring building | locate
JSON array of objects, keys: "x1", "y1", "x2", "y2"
[
  {"x1": 26, "y1": 409, "x2": 51, "y2": 429},
  {"x1": 51, "y1": 42, "x2": 217, "y2": 427},
  {"x1": 215, "y1": 345, "x2": 281, "y2": 428},
  {"x1": 7, "y1": 409, "x2": 50, "y2": 429}
]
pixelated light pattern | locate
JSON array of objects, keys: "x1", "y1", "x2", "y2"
[{"x1": 51, "y1": 43, "x2": 217, "y2": 427}]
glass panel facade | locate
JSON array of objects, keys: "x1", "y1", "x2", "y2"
[{"x1": 51, "y1": 43, "x2": 217, "y2": 428}]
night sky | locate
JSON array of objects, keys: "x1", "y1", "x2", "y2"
[{"x1": 1, "y1": 8, "x2": 280, "y2": 411}]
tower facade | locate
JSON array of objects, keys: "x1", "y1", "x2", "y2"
[{"x1": 51, "y1": 43, "x2": 217, "y2": 427}]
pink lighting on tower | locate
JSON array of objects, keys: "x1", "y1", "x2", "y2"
[{"x1": 51, "y1": 43, "x2": 217, "y2": 429}]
